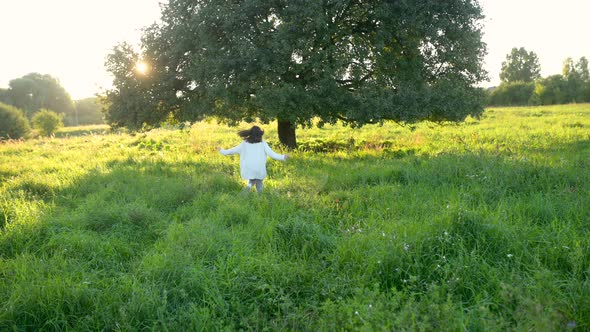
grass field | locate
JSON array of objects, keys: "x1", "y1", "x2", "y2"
[{"x1": 1, "y1": 104, "x2": 589, "y2": 330}]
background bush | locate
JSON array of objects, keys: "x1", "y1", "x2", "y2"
[
  {"x1": 0, "y1": 102, "x2": 30, "y2": 140},
  {"x1": 32, "y1": 109, "x2": 63, "y2": 137},
  {"x1": 487, "y1": 81, "x2": 535, "y2": 106}
]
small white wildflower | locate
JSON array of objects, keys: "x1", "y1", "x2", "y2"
[
  {"x1": 355, "y1": 311, "x2": 359, "y2": 315},
  {"x1": 436, "y1": 264, "x2": 442, "y2": 269},
  {"x1": 507, "y1": 254, "x2": 514, "y2": 258},
  {"x1": 377, "y1": 260, "x2": 381, "y2": 264},
  {"x1": 382, "y1": 232, "x2": 386, "y2": 237},
  {"x1": 368, "y1": 304, "x2": 373, "y2": 309},
  {"x1": 446, "y1": 204, "x2": 451, "y2": 209},
  {"x1": 403, "y1": 243, "x2": 410, "y2": 251}
]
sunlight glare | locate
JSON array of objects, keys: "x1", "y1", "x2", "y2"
[{"x1": 135, "y1": 61, "x2": 149, "y2": 75}]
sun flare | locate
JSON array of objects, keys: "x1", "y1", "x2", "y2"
[{"x1": 135, "y1": 61, "x2": 149, "y2": 75}]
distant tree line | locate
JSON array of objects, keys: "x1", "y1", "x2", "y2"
[
  {"x1": 0, "y1": 73, "x2": 105, "y2": 139},
  {"x1": 0, "y1": 73, "x2": 104, "y2": 127},
  {"x1": 487, "y1": 47, "x2": 590, "y2": 106}
]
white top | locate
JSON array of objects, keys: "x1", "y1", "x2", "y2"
[{"x1": 219, "y1": 140, "x2": 286, "y2": 180}]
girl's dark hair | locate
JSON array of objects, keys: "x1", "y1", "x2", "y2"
[{"x1": 238, "y1": 126, "x2": 264, "y2": 143}]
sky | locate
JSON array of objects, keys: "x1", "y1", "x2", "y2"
[{"x1": 1, "y1": 0, "x2": 589, "y2": 100}]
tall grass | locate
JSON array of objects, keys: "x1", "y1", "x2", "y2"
[{"x1": 1, "y1": 104, "x2": 589, "y2": 330}]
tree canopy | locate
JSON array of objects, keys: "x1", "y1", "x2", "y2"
[
  {"x1": 499, "y1": 47, "x2": 541, "y2": 84},
  {"x1": 3, "y1": 73, "x2": 74, "y2": 119},
  {"x1": 105, "y1": 0, "x2": 488, "y2": 148}
]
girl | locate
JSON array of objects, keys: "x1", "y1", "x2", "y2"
[{"x1": 218, "y1": 126, "x2": 289, "y2": 193}]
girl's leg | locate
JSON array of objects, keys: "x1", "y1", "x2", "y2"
[
  {"x1": 244, "y1": 179, "x2": 256, "y2": 192},
  {"x1": 254, "y1": 179, "x2": 263, "y2": 193}
]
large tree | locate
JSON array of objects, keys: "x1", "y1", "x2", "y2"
[
  {"x1": 499, "y1": 47, "x2": 541, "y2": 84},
  {"x1": 4, "y1": 73, "x2": 74, "y2": 119},
  {"x1": 105, "y1": 0, "x2": 487, "y2": 148}
]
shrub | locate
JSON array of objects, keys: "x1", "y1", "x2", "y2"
[
  {"x1": 0, "y1": 102, "x2": 30, "y2": 140},
  {"x1": 486, "y1": 81, "x2": 535, "y2": 106},
  {"x1": 32, "y1": 109, "x2": 63, "y2": 136},
  {"x1": 532, "y1": 75, "x2": 568, "y2": 105}
]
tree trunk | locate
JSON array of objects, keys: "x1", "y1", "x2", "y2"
[{"x1": 277, "y1": 119, "x2": 297, "y2": 149}]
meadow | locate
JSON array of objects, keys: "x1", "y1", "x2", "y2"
[{"x1": 0, "y1": 104, "x2": 589, "y2": 331}]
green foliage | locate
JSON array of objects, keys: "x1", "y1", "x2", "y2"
[
  {"x1": 4, "y1": 73, "x2": 74, "y2": 118},
  {"x1": 487, "y1": 81, "x2": 535, "y2": 106},
  {"x1": 532, "y1": 75, "x2": 568, "y2": 105},
  {"x1": 103, "y1": 43, "x2": 173, "y2": 131},
  {"x1": 576, "y1": 57, "x2": 590, "y2": 82},
  {"x1": 489, "y1": 56, "x2": 590, "y2": 106},
  {"x1": 0, "y1": 88, "x2": 8, "y2": 104},
  {"x1": 1, "y1": 104, "x2": 590, "y2": 330},
  {"x1": 532, "y1": 69, "x2": 590, "y2": 106},
  {"x1": 500, "y1": 47, "x2": 541, "y2": 83},
  {"x1": 561, "y1": 57, "x2": 590, "y2": 103},
  {"x1": 32, "y1": 109, "x2": 63, "y2": 136},
  {"x1": 66, "y1": 97, "x2": 105, "y2": 126},
  {"x1": 0, "y1": 102, "x2": 30, "y2": 139},
  {"x1": 105, "y1": 0, "x2": 487, "y2": 147}
]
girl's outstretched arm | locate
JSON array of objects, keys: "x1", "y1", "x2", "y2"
[
  {"x1": 263, "y1": 141, "x2": 288, "y2": 161},
  {"x1": 219, "y1": 142, "x2": 243, "y2": 155}
]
